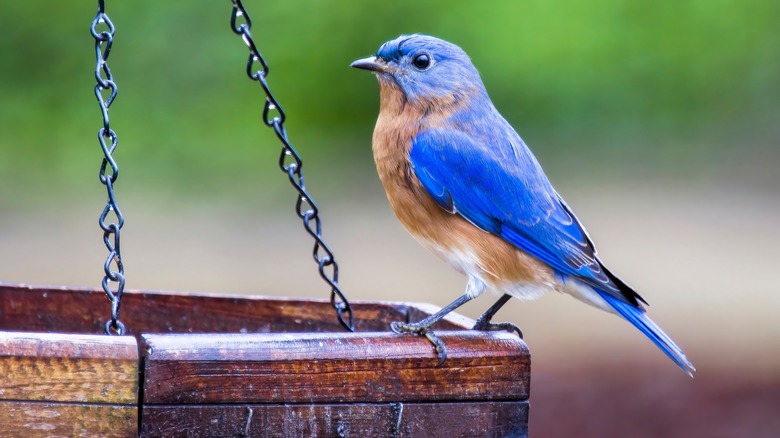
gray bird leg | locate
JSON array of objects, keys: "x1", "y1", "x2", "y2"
[
  {"x1": 391, "y1": 278, "x2": 485, "y2": 366},
  {"x1": 472, "y1": 294, "x2": 524, "y2": 339},
  {"x1": 391, "y1": 293, "x2": 473, "y2": 366}
]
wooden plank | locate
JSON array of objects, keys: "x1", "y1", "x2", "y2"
[
  {"x1": 143, "y1": 331, "x2": 529, "y2": 404},
  {"x1": 0, "y1": 283, "x2": 466, "y2": 335},
  {"x1": 0, "y1": 331, "x2": 138, "y2": 404},
  {"x1": 141, "y1": 401, "x2": 528, "y2": 438},
  {"x1": 0, "y1": 401, "x2": 136, "y2": 438}
]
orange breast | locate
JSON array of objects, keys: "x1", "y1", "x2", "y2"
[{"x1": 370, "y1": 79, "x2": 554, "y2": 288}]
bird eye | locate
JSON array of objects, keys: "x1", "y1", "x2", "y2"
[{"x1": 412, "y1": 53, "x2": 432, "y2": 70}]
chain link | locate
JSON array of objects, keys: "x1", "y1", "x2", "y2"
[
  {"x1": 229, "y1": 0, "x2": 355, "y2": 331},
  {"x1": 91, "y1": 0, "x2": 126, "y2": 336}
]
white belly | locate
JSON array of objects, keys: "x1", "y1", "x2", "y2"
[{"x1": 422, "y1": 240, "x2": 556, "y2": 301}]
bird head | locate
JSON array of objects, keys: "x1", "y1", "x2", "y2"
[{"x1": 351, "y1": 34, "x2": 487, "y2": 108}]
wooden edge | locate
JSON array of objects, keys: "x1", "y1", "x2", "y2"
[
  {"x1": 141, "y1": 401, "x2": 528, "y2": 438},
  {"x1": 142, "y1": 331, "x2": 529, "y2": 404},
  {"x1": 0, "y1": 401, "x2": 137, "y2": 437},
  {"x1": 0, "y1": 331, "x2": 138, "y2": 358},
  {"x1": 0, "y1": 331, "x2": 139, "y2": 404},
  {"x1": 0, "y1": 283, "x2": 468, "y2": 334}
]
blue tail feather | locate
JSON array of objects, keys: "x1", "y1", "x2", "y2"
[{"x1": 598, "y1": 291, "x2": 695, "y2": 376}]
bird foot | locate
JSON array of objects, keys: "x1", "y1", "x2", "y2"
[
  {"x1": 391, "y1": 321, "x2": 448, "y2": 366},
  {"x1": 472, "y1": 318, "x2": 524, "y2": 339}
]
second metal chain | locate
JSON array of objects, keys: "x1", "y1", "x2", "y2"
[
  {"x1": 91, "y1": 0, "x2": 126, "y2": 336},
  {"x1": 229, "y1": 0, "x2": 354, "y2": 331}
]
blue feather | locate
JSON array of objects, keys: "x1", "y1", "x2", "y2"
[
  {"x1": 598, "y1": 291, "x2": 695, "y2": 376},
  {"x1": 410, "y1": 127, "x2": 623, "y2": 299}
]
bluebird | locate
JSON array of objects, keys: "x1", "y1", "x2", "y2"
[{"x1": 351, "y1": 34, "x2": 694, "y2": 375}]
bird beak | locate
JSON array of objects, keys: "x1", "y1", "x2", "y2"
[{"x1": 350, "y1": 56, "x2": 386, "y2": 72}]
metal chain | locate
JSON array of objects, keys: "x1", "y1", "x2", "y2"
[
  {"x1": 229, "y1": 0, "x2": 355, "y2": 331},
  {"x1": 91, "y1": 0, "x2": 126, "y2": 336}
]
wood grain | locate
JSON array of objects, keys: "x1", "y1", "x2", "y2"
[
  {"x1": 141, "y1": 401, "x2": 528, "y2": 438},
  {"x1": 0, "y1": 283, "x2": 466, "y2": 335},
  {"x1": 0, "y1": 284, "x2": 530, "y2": 436},
  {"x1": 0, "y1": 401, "x2": 137, "y2": 438},
  {"x1": 0, "y1": 332, "x2": 138, "y2": 404},
  {"x1": 143, "y1": 331, "x2": 529, "y2": 404}
]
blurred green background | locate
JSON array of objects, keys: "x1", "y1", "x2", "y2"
[
  {"x1": 1, "y1": 1, "x2": 777, "y2": 204},
  {"x1": 1, "y1": 1, "x2": 779, "y2": 436}
]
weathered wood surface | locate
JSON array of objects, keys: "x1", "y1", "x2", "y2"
[
  {"x1": 0, "y1": 283, "x2": 464, "y2": 334},
  {"x1": 0, "y1": 331, "x2": 138, "y2": 403},
  {"x1": 0, "y1": 332, "x2": 139, "y2": 437},
  {"x1": 141, "y1": 401, "x2": 529, "y2": 438},
  {"x1": 0, "y1": 401, "x2": 137, "y2": 438},
  {"x1": 0, "y1": 283, "x2": 530, "y2": 437},
  {"x1": 143, "y1": 331, "x2": 529, "y2": 404}
]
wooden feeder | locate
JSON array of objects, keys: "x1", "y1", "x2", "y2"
[
  {"x1": 0, "y1": 285, "x2": 530, "y2": 436},
  {"x1": 1, "y1": 1, "x2": 531, "y2": 436}
]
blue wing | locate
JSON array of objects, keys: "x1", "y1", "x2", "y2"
[{"x1": 410, "y1": 125, "x2": 645, "y2": 307}]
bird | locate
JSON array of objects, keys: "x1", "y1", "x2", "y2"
[{"x1": 351, "y1": 34, "x2": 694, "y2": 376}]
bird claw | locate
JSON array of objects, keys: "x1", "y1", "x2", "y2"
[
  {"x1": 390, "y1": 321, "x2": 421, "y2": 335},
  {"x1": 423, "y1": 330, "x2": 448, "y2": 366},
  {"x1": 390, "y1": 321, "x2": 448, "y2": 366},
  {"x1": 472, "y1": 319, "x2": 524, "y2": 339}
]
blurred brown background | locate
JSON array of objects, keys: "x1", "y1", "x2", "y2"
[{"x1": 1, "y1": 1, "x2": 778, "y2": 436}]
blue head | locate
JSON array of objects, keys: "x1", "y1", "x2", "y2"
[{"x1": 351, "y1": 34, "x2": 488, "y2": 108}]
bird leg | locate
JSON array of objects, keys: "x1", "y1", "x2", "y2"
[
  {"x1": 391, "y1": 292, "x2": 475, "y2": 366},
  {"x1": 472, "y1": 294, "x2": 523, "y2": 339}
]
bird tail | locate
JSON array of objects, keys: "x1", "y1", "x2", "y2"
[{"x1": 598, "y1": 290, "x2": 695, "y2": 377}]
